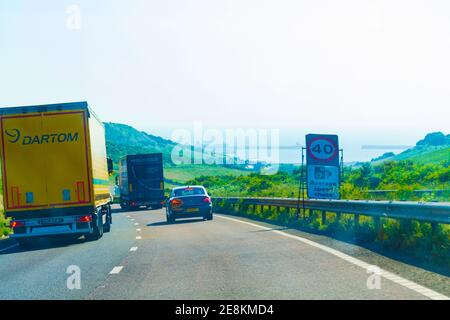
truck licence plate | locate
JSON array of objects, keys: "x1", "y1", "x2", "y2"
[{"x1": 38, "y1": 218, "x2": 64, "y2": 225}]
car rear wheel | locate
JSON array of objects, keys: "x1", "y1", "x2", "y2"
[{"x1": 205, "y1": 213, "x2": 213, "y2": 221}]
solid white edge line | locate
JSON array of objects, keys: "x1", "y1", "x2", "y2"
[
  {"x1": 0, "y1": 243, "x2": 19, "y2": 253},
  {"x1": 216, "y1": 214, "x2": 449, "y2": 300},
  {"x1": 109, "y1": 266, "x2": 124, "y2": 274}
]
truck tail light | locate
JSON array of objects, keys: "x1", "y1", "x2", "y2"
[
  {"x1": 171, "y1": 199, "x2": 183, "y2": 207},
  {"x1": 77, "y1": 215, "x2": 92, "y2": 223},
  {"x1": 202, "y1": 197, "x2": 212, "y2": 204},
  {"x1": 10, "y1": 221, "x2": 25, "y2": 228}
]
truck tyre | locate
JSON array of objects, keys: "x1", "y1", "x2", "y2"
[
  {"x1": 86, "y1": 211, "x2": 103, "y2": 241},
  {"x1": 120, "y1": 202, "x2": 128, "y2": 210},
  {"x1": 103, "y1": 205, "x2": 112, "y2": 233}
]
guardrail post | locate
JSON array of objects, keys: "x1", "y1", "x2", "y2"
[
  {"x1": 374, "y1": 216, "x2": 382, "y2": 238},
  {"x1": 354, "y1": 214, "x2": 360, "y2": 228},
  {"x1": 431, "y1": 222, "x2": 438, "y2": 235},
  {"x1": 321, "y1": 211, "x2": 327, "y2": 225}
]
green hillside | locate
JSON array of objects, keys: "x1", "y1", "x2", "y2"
[
  {"x1": 165, "y1": 164, "x2": 251, "y2": 185},
  {"x1": 105, "y1": 123, "x2": 176, "y2": 164},
  {"x1": 372, "y1": 132, "x2": 450, "y2": 165},
  {"x1": 391, "y1": 146, "x2": 450, "y2": 164},
  {"x1": 104, "y1": 122, "x2": 250, "y2": 184}
]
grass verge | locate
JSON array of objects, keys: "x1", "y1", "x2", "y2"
[{"x1": 0, "y1": 212, "x2": 10, "y2": 238}]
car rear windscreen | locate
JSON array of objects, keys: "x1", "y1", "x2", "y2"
[{"x1": 174, "y1": 188, "x2": 206, "y2": 197}]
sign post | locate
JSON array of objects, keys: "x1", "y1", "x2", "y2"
[{"x1": 305, "y1": 134, "x2": 341, "y2": 200}]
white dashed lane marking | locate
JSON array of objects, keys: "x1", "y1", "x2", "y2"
[
  {"x1": 130, "y1": 247, "x2": 138, "y2": 252},
  {"x1": 109, "y1": 266, "x2": 124, "y2": 274}
]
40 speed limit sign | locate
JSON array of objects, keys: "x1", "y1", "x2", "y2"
[
  {"x1": 306, "y1": 134, "x2": 339, "y2": 167},
  {"x1": 305, "y1": 134, "x2": 340, "y2": 199}
]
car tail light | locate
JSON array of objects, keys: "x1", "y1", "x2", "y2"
[
  {"x1": 171, "y1": 199, "x2": 183, "y2": 207},
  {"x1": 202, "y1": 197, "x2": 212, "y2": 204},
  {"x1": 10, "y1": 221, "x2": 25, "y2": 228},
  {"x1": 77, "y1": 215, "x2": 92, "y2": 223}
]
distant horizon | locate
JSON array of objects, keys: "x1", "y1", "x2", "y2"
[{"x1": 106, "y1": 121, "x2": 447, "y2": 164}]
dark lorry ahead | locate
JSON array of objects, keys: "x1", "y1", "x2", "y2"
[{"x1": 118, "y1": 153, "x2": 165, "y2": 210}]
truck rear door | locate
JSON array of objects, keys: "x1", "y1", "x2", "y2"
[
  {"x1": 1, "y1": 114, "x2": 47, "y2": 210},
  {"x1": 42, "y1": 111, "x2": 91, "y2": 207},
  {"x1": 129, "y1": 156, "x2": 164, "y2": 201}
]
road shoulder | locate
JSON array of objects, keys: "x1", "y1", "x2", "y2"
[
  {"x1": 215, "y1": 213, "x2": 450, "y2": 297},
  {"x1": 0, "y1": 237, "x2": 17, "y2": 252}
]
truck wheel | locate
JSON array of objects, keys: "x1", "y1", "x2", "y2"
[
  {"x1": 108, "y1": 204, "x2": 113, "y2": 225},
  {"x1": 120, "y1": 202, "x2": 128, "y2": 210},
  {"x1": 103, "y1": 206, "x2": 112, "y2": 233},
  {"x1": 86, "y1": 212, "x2": 104, "y2": 241}
]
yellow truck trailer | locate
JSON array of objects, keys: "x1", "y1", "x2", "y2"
[{"x1": 0, "y1": 102, "x2": 113, "y2": 246}]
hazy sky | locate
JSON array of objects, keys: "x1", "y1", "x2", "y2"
[{"x1": 1, "y1": 0, "x2": 449, "y2": 162}]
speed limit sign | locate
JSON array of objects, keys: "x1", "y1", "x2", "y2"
[{"x1": 306, "y1": 134, "x2": 339, "y2": 166}]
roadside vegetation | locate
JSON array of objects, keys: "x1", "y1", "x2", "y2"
[
  {"x1": 341, "y1": 160, "x2": 450, "y2": 201},
  {"x1": 188, "y1": 160, "x2": 450, "y2": 201},
  {"x1": 0, "y1": 194, "x2": 10, "y2": 237},
  {"x1": 0, "y1": 214, "x2": 9, "y2": 237}
]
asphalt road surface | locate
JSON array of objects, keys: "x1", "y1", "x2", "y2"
[{"x1": 0, "y1": 206, "x2": 448, "y2": 300}]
